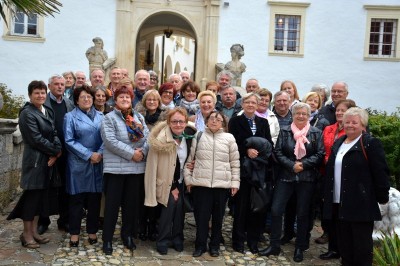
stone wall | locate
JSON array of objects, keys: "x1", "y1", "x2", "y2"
[{"x1": 0, "y1": 119, "x2": 23, "y2": 213}]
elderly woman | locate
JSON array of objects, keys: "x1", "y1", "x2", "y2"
[
  {"x1": 302, "y1": 92, "x2": 329, "y2": 131},
  {"x1": 144, "y1": 107, "x2": 196, "y2": 255},
  {"x1": 260, "y1": 102, "x2": 324, "y2": 263},
  {"x1": 159, "y1": 82, "x2": 176, "y2": 109},
  {"x1": 93, "y1": 85, "x2": 112, "y2": 114},
  {"x1": 135, "y1": 89, "x2": 167, "y2": 131},
  {"x1": 184, "y1": 111, "x2": 240, "y2": 257},
  {"x1": 228, "y1": 92, "x2": 273, "y2": 254},
  {"x1": 7, "y1": 81, "x2": 62, "y2": 248},
  {"x1": 179, "y1": 81, "x2": 200, "y2": 116},
  {"x1": 311, "y1": 83, "x2": 330, "y2": 106},
  {"x1": 63, "y1": 71, "x2": 76, "y2": 100},
  {"x1": 63, "y1": 85, "x2": 104, "y2": 247},
  {"x1": 255, "y1": 88, "x2": 280, "y2": 145},
  {"x1": 323, "y1": 107, "x2": 390, "y2": 266},
  {"x1": 280, "y1": 80, "x2": 300, "y2": 109},
  {"x1": 100, "y1": 85, "x2": 149, "y2": 255},
  {"x1": 148, "y1": 70, "x2": 159, "y2": 90},
  {"x1": 189, "y1": 90, "x2": 217, "y2": 132},
  {"x1": 205, "y1": 80, "x2": 220, "y2": 95},
  {"x1": 317, "y1": 99, "x2": 356, "y2": 259}
]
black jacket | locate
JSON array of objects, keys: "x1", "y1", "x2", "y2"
[
  {"x1": 19, "y1": 103, "x2": 62, "y2": 190},
  {"x1": 275, "y1": 125, "x2": 324, "y2": 182},
  {"x1": 319, "y1": 103, "x2": 336, "y2": 125},
  {"x1": 323, "y1": 133, "x2": 390, "y2": 222}
]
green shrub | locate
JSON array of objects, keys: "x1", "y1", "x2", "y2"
[
  {"x1": 368, "y1": 108, "x2": 400, "y2": 190},
  {"x1": 373, "y1": 231, "x2": 400, "y2": 266},
  {"x1": 0, "y1": 83, "x2": 25, "y2": 119}
]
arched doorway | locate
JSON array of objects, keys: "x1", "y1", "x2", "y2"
[{"x1": 114, "y1": 1, "x2": 221, "y2": 89}]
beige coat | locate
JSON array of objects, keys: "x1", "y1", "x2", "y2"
[
  {"x1": 144, "y1": 121, "x2": 196, "y2": 207},
  {"x1": 184, "y1": 127, "x2": 240, "y2": 189}
]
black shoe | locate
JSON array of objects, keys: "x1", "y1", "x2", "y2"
[
  {"x1": 88, "y1": 237, "x2": 98, "y2": 245},
  {"x1": 69, "y1": 239, "x2": 79, "y2": 247},
  {"x1": 103, "y1": 241, "x2": 113, "y2": 255},
  {"x1": 139, "y1": 232, "x2": 147, "y2": 241},
  {"x1": 319, "y1": 250, "x2": 340, "y2": 260},
  {"x1": 174, "y1": 243, "x2": 184, "y2": 252},
  {"x1": 280, "y1": 234, "x2": 294, "y2": 245},
  {"x1": 192, "y1": 249, "x2": 205, "y2": 257},
  {"x1": 249, "y1": 245, "x2": 259, "y2": 254},
  {"x1": 157, "y1": 246, "x2": 168, "y2": 255},
  {"x1": 259, "y1": 246, "x2": 281, "y2": 256},
  {"x1": 122, "y1": 236, "x2": 136, "y2": 250},
  {"x1": 293, "y1": 248, "x2": 304, "y2": 262},
  {"x1": 37, "y1": 225, "x2": 49, "y2": 235},
  {"x1": 232, "y1": 245, "x2": 244, "y2": 254},
  {"x1": 209, "y1": 248, "x2": 219, "y2": 257}
]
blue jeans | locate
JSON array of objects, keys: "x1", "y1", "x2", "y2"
[{"x1": 270, "y1": 180, "x2": 315, "y2": 250}]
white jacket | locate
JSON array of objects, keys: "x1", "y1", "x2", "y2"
[{"x1": 184, "y1": 127, "x2": 240, "y2": 189}]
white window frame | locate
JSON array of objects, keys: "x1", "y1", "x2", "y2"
[
  {"x1": 268, "y1": 1, "x2": 310, "y2": 57},
  {"x1": 364, "y1": 5, "x2": 400, "y2": 61},
  {"x1": 2, "y1": 5, "x2": 45, "y2": 42}
]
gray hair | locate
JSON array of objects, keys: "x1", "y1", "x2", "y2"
[
  {"x1": 311, "y1": 83, "x2": 330, "y2": 101},
  {"x1": 90, "y1": 69, "x2": 105, "y2": 79},
  {"x1": 216, "y1": 70, "x2": 234, "y2": 82},
  {"x1": 62, "y1": 71, "x2": 76, "y2": 81},
  {"x1": 273, "y1": 90, "x2": 290, "y2": 101},
  {"x1": 135, "y1": 69, "x2": 150, "y2": 80},
  {"x1": 292, "y1": 102, "x2": 311, "y2": 116},
  {"x1": 48, "y1": 74, "x2": 64, "y2": 84},
  {"x1": 331, "y1": 81, "x2": 349, "y2": 93},
  {"x1": 168, "y1": 73, "x2": 181, "y2": 81},
  {"x1": 343, "y1": 107, "x2": 368, "y2": 127}
]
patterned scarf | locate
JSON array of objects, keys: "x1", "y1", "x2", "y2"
[
  {"x1": 121, "y1": 108, "x2": 144, "y2": 142},
  {"x1": 180, "y1": 99, "x2": 200, "y2": 116},
  {"x1": 172, "y1": 132, "x2": 195, "y2": 141},
  {"x1": 194, "y1": 109, "x2": 206, "y2": 132},
  {"x1": 291, "y1": 121, "x2": 310, "y2": 159}
]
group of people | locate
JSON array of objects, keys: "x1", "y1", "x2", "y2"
[{"x1": 8, "y1": 67, "x2": 390, "y2": 265}]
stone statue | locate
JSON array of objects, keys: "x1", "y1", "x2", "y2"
[
  {"x1": 86, "y1": 37, "x2": 108, "y2": 73},
  {"x1": 216, "y1": 44, "x2": 246, "y2": 87}
]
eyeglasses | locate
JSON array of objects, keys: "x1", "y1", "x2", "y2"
[
  {"x1": 170, "y1": 120, "x2": 186, "y2": 125},
  {"x1": 150, "y1": 77, "x2": 158, "y2": 81},
  {"x1": 243, "y1": 100, "x2": 257, "y2": 105},
  {"x1": 331, "y1": 90, "x2": 346, "y2": 94},
  {"x1": 79, "y1": 95, "x2": 93, "y2": 100},
  {"x1": 295, "y1": 112, "x2": 309, "y2": 117},
  {"x1": 209, "y1": 117, "x2": 223, "y2": 123}
]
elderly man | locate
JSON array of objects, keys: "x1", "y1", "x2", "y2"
[
  {"x1": 121, "y1": 68, "x2": 129, "y2": 78},
  {"x1": 217, "y1": 70, "x2": 233, "y2": 90},
  {"x1": 319, "y1": 81, "x2": 349, "y2": 124},
  {"x1": 216, "y1": 87, "x2": 242, "y2": 119},
  {"x1": 75, "y1": 71, "x2": 86, "y2": 88},
  {"x1": 237, "y1": 78, "x2": 261, "y2": 105},
  {"x1": 310, "y1": 83, "x2": 330, "y2": 106},
  {"x1": 169, "y1": 73, "x2": 182, "y2": 105},
  {"x1": 37, "y1": 75, "x2": 75, "y2": 235},
  {"x1": 273, "y1": 91, "x2": 292, "y2": 127},
  {"x1": 106, "y1": 67, "x2": 122, "y2": 97},
  {"x1": 179, "y1": 70, "x2": 190, "y2": 83},
  {"x1": 132, "y1": 69, "x2": 150, "y2": 107},
  {"x1": 90, "y1": 69, "x2": 105, "y2": 88}
]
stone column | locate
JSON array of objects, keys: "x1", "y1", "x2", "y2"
[{"x1": 115, "y1": 0, "x2": 134, "y2": 76}]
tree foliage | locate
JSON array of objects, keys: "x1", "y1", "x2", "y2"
[
  {"x1": 0, "y1": 83, "x2": 25, "y2": 119},
  {"x1": 0, "y1": 0, "x2": 62, "y2": 27},
  {"x1": 367, "y1": 108, "x2": 400, "y2": 190}
]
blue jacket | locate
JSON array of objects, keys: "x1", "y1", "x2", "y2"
[{"x1": 63, "y1": 107, "x2": 104, "y2": 195}]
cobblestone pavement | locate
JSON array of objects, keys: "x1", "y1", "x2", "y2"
[{"x1": 0, "y1": 196, "x2": 341, "y2": 266}]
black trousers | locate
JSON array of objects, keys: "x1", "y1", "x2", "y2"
[
  {"x1": 102, "y1": 173, "x2": 144, "y2": 242},
  {"x1": 157, "y1": 185, "x2": 184, "y2": 249},
  {"x1": 335, "y1": 210, "x2": 374, "y2": 266},
  {"x1": 192, "y1": 187, "x2": 229, "y2": 251},
  {"x1": 232, "y1": 181, "x2": 266, "y2": 249},
  {"x1": 69, "y1": 192, "x2": 101, "y2": 235}
]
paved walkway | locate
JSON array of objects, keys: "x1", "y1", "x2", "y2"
[{"x1": 0, "y1": 194, "x2": 341, "y2": 266}]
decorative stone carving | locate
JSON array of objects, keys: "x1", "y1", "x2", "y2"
[
  {"x1": 216, "y1": 44, "x2": 246, "y2": 87},
  {"x1": 86, "y1": 37, "x2": 109, "y2": 73}
]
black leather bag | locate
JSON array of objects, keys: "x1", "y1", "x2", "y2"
[{"x1": 250, "y1": 182, "x2": 273, "y2": 213}]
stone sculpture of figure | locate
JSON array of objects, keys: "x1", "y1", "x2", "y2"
[
  {"x1": 86, "y1": 37, "x2": 108, "y2": 72},
  {"x1": 224, "y1": 44, "x2": 246, "y2": 87}
]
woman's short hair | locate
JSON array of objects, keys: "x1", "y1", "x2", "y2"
[
  {"x1": 280, "y1": 80, "x2": 300, "y2": 100},
  {"x1": 197, "y1": 90, "x2": 217, "y2": 104},
  {"x1": 335, "y1": 99, "x2": 356, "y2": 110},
  {"x1": 311, "y1": 83, "x2": 330, "y2": 102},
  {"x1": 205, "y1": 111, "x2": 227, "y2": 129},
  {"x1": 302, "y1": 92, "x2": 322, "y2": 110},
  {"x1": 62, "y1": 71, "x2": 76, "y2": 82},
  {"x1": 166, "y1": 107, "x2": 189, "y2": 124},
  {"x1": 206, "y1": 80, "x2": 220, "y2": 92},
  {"x1": 242, "y1": 92, "x2": 261, "y2": 103},
  {"x1": 117, "y1": 78, "x2": 135, "y2": 90},
  {"x1": 256, "y1": 88, "x2": 272, "y2": 101},
  {"x1": 292, "y1": 102, "x2": 311, "y2": 116},
  {"x1": 93, "y1": 85, "x2": 109, "y2": 101},
  {"x1": 158, "y1": 82, "x2": 176, "y2": 97},
  {"x1": 73, "y1": 84, "x2": 94, "y2": 105},
  {"x1": 28, "y1": 80, "x2": 47, "y2": 95},
  {"x1": 142, "y1": 89, "x2": 162, "y2": 108},
  {"x1": 180, "y1": 81, "x2": 200, "y2": 96},
  {"x1": 343, "y1": 107, "x2": 369, "y2": 127},
  {"x1": 114, "y1": 85, "x2": 134, "y2": 100}
]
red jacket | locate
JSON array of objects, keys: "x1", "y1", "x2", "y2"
[{"x1": 322, "y1": 122, "x2": 345, "y2": 164}]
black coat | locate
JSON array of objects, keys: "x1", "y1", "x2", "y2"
[
  {"x1": 323, "y1": 133, "x2": 390, "y2": 222},
  {"x1": 275, "y1": 125, "x2": 324, "y2": 182},
  {"x1": 318, "y1": 103, "x2": 336, "y2": 125},
  {"x1": 18, "y1": 103, "x2": 62, "y2": 190}
]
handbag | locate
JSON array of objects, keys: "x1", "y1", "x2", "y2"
[
  {"x1": 250, "y1": 182, "x2": 273, "y2": 213},
  {"x1": 49, "y1": 164, "x2": 62, "y2": 188}
]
